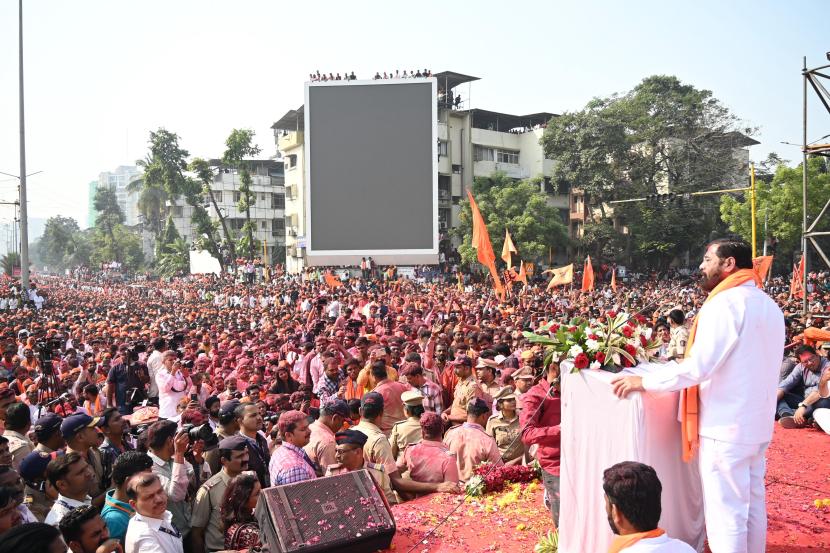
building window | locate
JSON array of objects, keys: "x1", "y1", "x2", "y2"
[
  {"x1": 261, "y1": 220, "x2": 268, "y2": 230},
  {"x1": 272, "y1": 193, "x2": 285, "y2": 209},
  {"x1": 286, "y1": 155, "x2": 298, "y2": 169},
  {"x1": 497, "y1": 150, "x2": 519, "y2": 164},
  {"x1": 452, "y1": 164, "x2": 461, "y2": 174},
  {"x1": 473, "y1": 145, "x2": 494, "y2": 162},
  {"x1": 272, "y1": 218, "x2": 286, "y2": 237},
  {"x1": 233, "y1": 191, "x2": 241, "y2": 203},
  {"x1": 438, "y1": 141, "x2": 448, "y2": 157}
]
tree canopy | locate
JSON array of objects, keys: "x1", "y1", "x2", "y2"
[
  {"x1": 542, "y1": 75, "x2": 751, "y2": 268},
  {"x1": 454, "y1": 173, "x2": 569, "y2": 266}
]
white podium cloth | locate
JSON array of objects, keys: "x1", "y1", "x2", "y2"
[{"x1": 558, "y1": 364, "x2": 706, "y2": 553}]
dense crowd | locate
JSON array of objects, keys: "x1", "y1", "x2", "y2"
[{"x1": 0, "y1": 261, "x2": 824, "y2": 553}]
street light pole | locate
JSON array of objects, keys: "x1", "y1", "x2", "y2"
[{"x1": 18, "y1": 0, "x2": 30, "y2": 291}]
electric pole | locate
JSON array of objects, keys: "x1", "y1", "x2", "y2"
[{"x1": 18, "y1": 0, "x2": 30, "y2": 291}]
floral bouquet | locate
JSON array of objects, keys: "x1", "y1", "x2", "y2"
[
  {"x1": 522, "y1": 311, "x2": 662, "y2": 373},
  {"x1": 465, "y1": 462, "x2": 541, "y2": 497}
]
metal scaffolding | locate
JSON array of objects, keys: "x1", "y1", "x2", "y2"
[{"x1": 801, "y1": 55, "x2": 830, "y2": 314}]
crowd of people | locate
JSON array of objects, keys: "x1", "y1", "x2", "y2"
[
  {"x1": 307, "y1": 69, "x2": 434, "y2": 82},
  {"x1": 0, "y1": 245, "x2": 823, "y2": 552}
]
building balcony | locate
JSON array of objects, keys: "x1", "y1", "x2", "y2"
[
  {"x1": 278, "y1": 131, "x2": 304, "y2": 152},
  {"x1": 471, "y1": 128, "x2": 521, "y2": 150},
  {"x1": 473, "y1": 160, "x2": 530, "y2": 179}
]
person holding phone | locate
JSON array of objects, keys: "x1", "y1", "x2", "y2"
[{"x1": 155, "y1": 352, "x2": 192, "y2": 420}]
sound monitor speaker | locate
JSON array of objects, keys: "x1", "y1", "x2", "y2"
[{"x1": 255, "y1": 469, "x2": 396, "y2": 553}]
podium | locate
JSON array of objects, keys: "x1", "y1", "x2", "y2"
[{"x1": 558, "y1": 364, "x2": 706, "y2": 553}]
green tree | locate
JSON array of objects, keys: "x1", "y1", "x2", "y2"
[
  {"x1": 39, "y1": 216, "x2": 82, "y2": 271},
  {"x1": 453, "y1": 173, "x2": 569, "y2": 266},
  {"x1": 542, "y1": 75, "x2": 751, "y2": 268},
  {"x1": 721, "y1": 156, "x2": 830, "y2": 273},
  {"x1": 94, "y1": 187, "x2": 125, "y2": 255},
  {"x1": 158, "y1": 215, "x2": 182, "y2": 256},
  {"x1": 0, "y1": 252, "x2": 20, "y2": 276},
  {"x1": 190, "y1": 157, "x2": 236, "y2": 262},
  {"x1": 156, "y1": 237, "x2": 190, "y2": 277},
  {"x1": 222, "y1": 129, "x2": 261, "y2": 261}
]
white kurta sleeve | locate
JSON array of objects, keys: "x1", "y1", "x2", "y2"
[{"x1": 641, "y1": 298, "x2": 743, "y2": 393}]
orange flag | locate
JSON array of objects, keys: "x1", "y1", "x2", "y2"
[
  {"x1": 501, "y1": 228, "x2": 517, "y2": 267},
  {"x1": 545, "y1": 264, "x2": 573, "y2": 290},
  {"x1": 467, "y1": 190, "x2": 505, "y2": 300},
  {"x1": 790, "y1": 256, "x2": 805, "y2": 299},
  {"x1": 611, "y1": 266, "x2": 617, "y2": 292},
  {"x1": 752, "y1": 255, "x2": 773, "y2": 283},
  {"x1": 324, "y1": 271, "x2": 343, "y2": 288},
  {"x1": 581, "y1": 256, "x2": 595, "y2": 292},
  {"x1": 517, "y1": 261, "x2": 528, "y2": 287}
]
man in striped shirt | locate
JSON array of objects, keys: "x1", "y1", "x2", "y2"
[{"x1": 268, "y1": 410, "x2": 317, "y2": 485}]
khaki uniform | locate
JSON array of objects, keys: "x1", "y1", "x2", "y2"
[
  {"x1": 389, "y1": 418, "x2": 422, "y2": 462},
  {"x1": 486, "y1": 413, "x2": 525, "y2": 463},
  {"x1": 326, "y1": 462, "x2": 397, "y2": 505},
  {"x1": 668, "y1": 326, "x2": 689, "y2": 359},
  {"x1": 205, "y1": 428, "x2": 235, "y2": 476},
  {"x1": 4, "y1": 430, "x2": 32, "y2": 471},
  {"x1": 352, "y1": 419, "x2": 397, "y2": 475},
  {"x1": 443, "y1": 422, "x2": 502, "y2": 482},
  {"x1": 480, "y1": 381, "x2": 502, "y2": 404},
  {"x1": 450, "y1": 376, "x2": 484, "y2": 419},
  {"x1": 191, "y1": 469, "x2": 232, "y2": 553}
]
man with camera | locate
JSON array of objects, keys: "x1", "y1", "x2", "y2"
[
  {"x1": 145, "y1": 420, "x2": 207, "y2": 542},
  {"x1": 156, "y1": 352, "x2": 192, "y2": 420}
]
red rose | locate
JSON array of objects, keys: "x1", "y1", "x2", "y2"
[
  {"x1": 639, "y1": 335, "x2": 647, "y2": 347},
  {"x1": 624, "y1": 344, "x2": 637, "y2": 357},
  {"x1": 595, "y1": 351, "x2": 606, "y2": 364},
  {"x1": 635, "y1": 314, "x2": 647, "y2": 325},
  {"x1": 568, "y1": 326, "x2": 578, "y2": 332},
  {"x1": 607, "y1": 311, "x2": 617, "y2": 318},
  {"x1": 621, "y1": 325, "x2": 634, "y2": 338},
  {"x1": 574, "y1": 352, "x2": 589, "y2": 369},
  {"x1": 550, "y1": 323, "x2": 560, "y2": 333},
  {"x1": 588, "y1": 334, "x2": 598, "y2": 341}
]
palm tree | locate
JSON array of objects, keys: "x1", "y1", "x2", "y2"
[
  {"x1": 129, "y1": 159, "x2": 169, "y2": 240},
  {"x1": 0, "y1": 253, "x2": 20, "y2": 276},
  {"x1": 156, "y1": 238, "x2": 190, "y2": 278}
]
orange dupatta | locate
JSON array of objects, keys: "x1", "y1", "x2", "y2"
[
  {"x1": 681, "y1": 268, "x2": 761, "y2": 462},
  {"x1": 608, "y1": 529, "x2": 665, "y2": 553}
]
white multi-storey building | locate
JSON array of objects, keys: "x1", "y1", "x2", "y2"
[
  {"x1": 167, "y1": 159, "x2": 286, "y2": 265},
  {"x1": 272, "y1": 71, "x2": 568, "y2": 274},
  {"x1": 93, "y1": 165, "x2": 142, "y2": 227}
]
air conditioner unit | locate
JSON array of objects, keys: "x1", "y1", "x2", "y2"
[
  {"x1": 286, "y1": 246, "x2": 297, "y2": 257},
  {"x1": 288, "y1": 229, "x2": 297, "y2": 237}
]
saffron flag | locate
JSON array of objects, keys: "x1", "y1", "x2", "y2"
[
  {"x1": 790, "y1": 256, "x2": 805, "y2": 299},
  {"x1": 324, "y1": 271, "x2": 343, "y2": 288},
  {"x1": 467, "y1": 190, "x2": 505, "y2": 300},
  {"x1": 611, "y1": 266, "x2": 617, "y2": 292},
  {"x1": 752, "y1": 255, "x2": 773, "y2": 282},
  {"x1": 545, "y1": 263, "x2": 574, "y2": 290},
  {"x1": 517, "y1": 261, "x2": 528, "y2": 287},
  {"x1": 581, "y1": 256, "x2": 595, "y2": 292},
  {"x1": 501, "y1": 228, "x2": 518, "y2": 267}
]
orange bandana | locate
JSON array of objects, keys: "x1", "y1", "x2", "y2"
[
  {"x1": 608, "y1": 529, "x2": 665, "y2": 553},
  {"x1": 681, "y1": 268, "x2": 761, "y2": 462}
]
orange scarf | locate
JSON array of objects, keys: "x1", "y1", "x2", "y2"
[
  {"x1": 608, "y1": 529, "x2": 665, "y2": 553},
  {"x1": 681, "y1": 268, "x2": 761, "y2": 462}
]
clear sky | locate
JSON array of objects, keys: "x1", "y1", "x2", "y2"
[{"x1": 0, "y1": 0, "x2": 826, "y2": 227}]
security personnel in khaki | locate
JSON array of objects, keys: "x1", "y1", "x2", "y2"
[
  {"x1": 667, "y1": 309, "x2": 689, "y2": 361},
  {"x1": 389, "y1": 390, "x2": 424, "y2": 462},
  {"x1": 443, "y1": 356, "x2": 485, "y2": 426},
  {"x1": 486, "y1": 389, "x2": 525, "y2": 464},
  {"x1": 326, "y1": 429, "x2": 397, "y2": 505},
  {"x1": 352, "y1": 392, "x2": 398, "y2": 475},
  {"x1": 191, "y1": 434, "x2": 249, "y2": 553}
]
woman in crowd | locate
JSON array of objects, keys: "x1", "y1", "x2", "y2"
[{"x1": 221, "y1": 472, "x2": 263, "y2": 550}]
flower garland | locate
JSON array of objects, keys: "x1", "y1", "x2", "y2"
[{"x1": 465, "y1": 462, "x2": 541, "y2": 497}]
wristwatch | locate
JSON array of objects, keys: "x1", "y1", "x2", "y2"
[{"x1": 797, "y1": 402, "x2": 808, "y2": 409}]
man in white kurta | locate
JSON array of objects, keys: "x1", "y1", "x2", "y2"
[{"x1": 613, "y1": 239, "x2": 785, "y2": 553}]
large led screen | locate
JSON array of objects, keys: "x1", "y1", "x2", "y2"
[{"x1": 305, "y1": 79, "x2": 437, "y2": 263}]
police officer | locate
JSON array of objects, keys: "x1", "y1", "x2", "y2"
[
  {"x1": 486, "y1": 389, "x2": 525, "y2": 465},
  {"x1": 326, "y1": 429, "x2": 396, "y2": 505},
  {"x1": 389, "y1": 390, "x2": 424, "y2": 462},
  {"x1": 191, "y1": 435, "x2": 249, "y2": 553}
]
